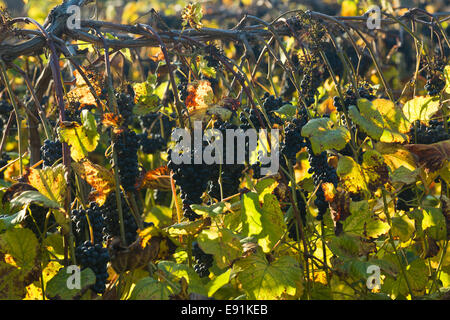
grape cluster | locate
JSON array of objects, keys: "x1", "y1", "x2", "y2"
[
  {"x1": 137, "y1": 133, "x2": 166, "y2": 154},
  {"x1": 168, "y1": 143, "x2": 212, "y2": 220},
  {"x1": 0, "y1": 100, "x2": 13, "y2": 131},
  {"x1": 113, "y1": 130, "x2": 140, "y2": 192},
  {"x1": 75, "y1": 241, "x2": 110, "y2": 294},
  {"x1": 192, "y1": 241, "x2": 213, "y2": 278},
  {"x1": 306, "y1": 140, "x2": 338, "y2": 220},
  {"x1": 425, "y1": 73, "x2": 446, "y2": 96},
  {"x1": 333, "y1": 85, "x2": 376, "y2": 113},
  {"x1": 138, "y1": 112, "x2": 176, "y2": 138},
  {"x1": 115, "y1": 91, "x2": 135, "y2": 126},
  {"x1": 408, "y1": 120, "x2": 449, "y2": 144},
  {"x1": 207, "y1": 121, "x2": 245, "y2": 200},
  {"x1": 0, "y1": 153, "x2": 9, "y2": 180},
  {"x1": 72, "y1": 202, "x2": 105, "y2": 246},
  {"x1": 395, "y1": 186, "x2": 415, "y2": 212},
  {"x1": 424, "y1": 58, "x2": 446, "y2": 96},
  {"x1": 40, "y1": 139, "x2": 62, "y2": 167},
  {"x1": 101, "y1": 193, "x2": 138, "y2": 245},
  {"x1": 239, "y1": 93, "x2": 283, "y2": 130},
  {"x1": 281, "y1": 112, "x2": 308, "y2": 162}
]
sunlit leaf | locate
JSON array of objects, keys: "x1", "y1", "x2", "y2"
[
  {"x1": 301, "y1": 118, "x2": 350, "y2": 155},
  {"x1": 234, "y1": 250, "x2": 303, "y2": 299}
]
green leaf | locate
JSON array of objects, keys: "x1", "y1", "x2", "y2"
[
  {"x1": 254, "y1": 178, "x2": 277, "y2": 201},
  {"x1": 373, "y1": 99, "x2": 410, "y2": 134},
  {"x1": 348, "y1": 100, "x2": 383, "y2": 140},
  {"x1": 403, "y1": 96, "x2": 440, "y2": 123},
  {"x1": 10, "y1": 191, "x2": 61, "y2": 209},
  {"x1": 375, "y1": 143, "x2": 417, "y2": 172},
  {"x1": 167, "y1": 219, "x2": 205, "y2": 236},
  {"x1": 129, "y1": 277, "x2": 172, "y2": 300},
  {"x1": 207, "y1": 269, "x2": 231, "y2": 297},
  {"x1": 0, "y1": 208, "x2": 27, "y2": 231},
  {"x1": 444, "y1": 65, "x2": 450, "y2": 94},
  {"x1": 336, "y1": 156, "x2": 368, "y2": 194},
  {"x1": 391, "y1": 215, "x2": 415, "y2": 242},
  {"x1": 0, "y1": 228, "x2": 38, "y2": 272},
  {"x1": 301, "y1": 118, "x2": 350, "y2": 154},
  {"x1": 329, "y1": 234, "x2": 360, "y2": 258},
  {"x1": 198, "y1": 228, "x2": 242, "y2": 269},
  {"x1": 390, "y1": 166, "x2": 419, "y2": 185},
  {"x1": 343, "y1": 200, "x2": 390, "y2": 238},
  {"x1": 234, "y1": 251, "x2": 303, "y2": 299},
  {"x1": 274, "y1": 104, "x2": 297, "y2": 120},
  {"x1": 46, "y1": 267, "x2": 96, "y2": 300},
  {"x1": 422, "y1": 208, "x2": 447, "y2": 241},
  {"x1": 58, "y1": 111, "x2": 99, "y2": 161},
  {"x1": 144, "y1": 205, "x2": 172, "y2": 227},
  {"x1": 241, "y1": 192, "x2": 286, "y2": 252},
  {"x1": 157, "y1": 261, "x2": 207, "y2": 296}
]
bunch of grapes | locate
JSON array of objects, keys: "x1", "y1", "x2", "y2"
[
  {"x1": 137, "y1": 133, "x2": 166, "y2": 154},
  {"x1": 333, "y1": 85, "x2": 376, "y2": 113},
  {"x1": 408, "y1": 120, "x2": 449, "y2": 144},
  {"x1": 424, "y1": 58, "x2": 446, "y2": 96},
  {"x1": 75, "y1": 241, "x2": 110, "y2": 294},
  {"x1": 115, "y1": 91, "x2": 135, "y2": 126},
  {"x1": 138, "y1": 112, "x2": 176, "y2": 139},
  {"x1": 168, "y1": 141, "x2": 212, "y2": 221},
  {"x1": 305, "y1": 139, "x2": 338, "y2": 220},
  {"x1": 207, "y1": 121, "x2": 245, "y2": 200},
  {"x1": 0, "y1": 100, "x2": 13, "y2": 131},
  {"x1": 101, "y1": 193, "x2": 138, "y2": 245},
  {"x1": 113, "y1": 129, "x2": 140, "y2": 192},
  {"x1": 192, "y1": 241, "x2": 213, "y2": 278},
  {"x1": 281, "y1": 111, "x2": 308, "y2": 162},
  {"x1": 72, "y1": 202, "x2": 105, "y2": 246},
  {"x1": 239, "y1": 93, "x2": 284, "y2": 130},
  {"x1": 40, "y1": 139, "x2": 62, "y2": 167}
]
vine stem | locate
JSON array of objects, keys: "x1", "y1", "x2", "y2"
[
  {"x1": 381, "y1": 188, "x2": 415, "y2": 299},
  {"x1": 0, "y1": 63, "x2": 22, "y2": 176}
]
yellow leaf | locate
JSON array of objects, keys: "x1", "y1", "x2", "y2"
[
  {"x1": 72, "y1": 160, "x2": 115, "y2": 206},
  {"x1": 27, "y1": 164, "x2": 66, "y2": 206}
]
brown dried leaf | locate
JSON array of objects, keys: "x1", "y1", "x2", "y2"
[
  {"x1": 138, "y1": 166, "x2": 171, "y2": 191},
  {"x1": 404, "y1": 140, "x2": 450, "y2": 172}
]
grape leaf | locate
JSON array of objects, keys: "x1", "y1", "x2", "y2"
[
  {"x1": 26, "y1": 164, "x2": 66, "y2": 206},
  {"x1": 343, "y1": 200, "x2": 390, "y2": 238},
  {"x1": 301, "y1": 118, "x2": 350, "y2": 155},
  {"x1": 58, "y1": 110, "x2": 99, "y2": 162},
  {"x1": 198, "y1": 228, "x2": 242, "y2": 269},
  {"x1": 348, "y1": 100, "x2": 384, "y2": 140},
  {"x1": 234, "y1": 250, "x2": 303, "y2": 299},
  {"x1": 241, "y1": 192, "x2": 286, "y2": 252},
  {"x1": 45, "y1": 267, "x2": 96, "y2": 300},
  {"x1": 157, "y1": 261, "x2": 207, "y2": 296},
  {"x1": 422, "y1": 208, "x2": 447, "y2": 241},
  {"x1": 0, "y1": 228, "x2": 38, "y2": 272},
  {"x1": 129, "y1": 277, "x2": 172, "y2": 300},
  {"x1": 336, "y1": 156, "x2": 368, "y2": 194},
  {"x1": 402, "y1": 96, "x2": 440, "y2": 123},
  {"x1": 72, "y1": 160, "x2": 115, "y2": 206}
]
